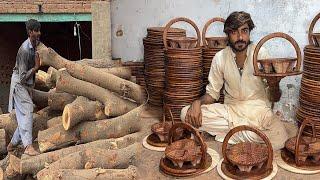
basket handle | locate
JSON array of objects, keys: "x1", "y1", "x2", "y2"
[
  {"x1": 252, "y1": 32, "x2": 302, "y2": 75},
  {"x1": 295, "y1": 118, "x2": 316, "y2": 165},
  {"x1": 202, "y1": 17, "x2": 226, "y2": 48},
  {"x1": 222, "y1": 125, "x2": 273, "y2": 171},
  {"x1": 308, "y1": 12, "x2": 320, "y2": 46},
  {"x1": 162, "y1": 104, "x2": 175, "y2": 124},
  {"x1": 168, "y1": 122, "x2": 207, "y2": 169},
  {"x1": 162, "y1": 17, "x2": 201, "y2": 50}
]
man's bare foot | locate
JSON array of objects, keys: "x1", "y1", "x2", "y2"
[
  {"x1": 24, "y1": 145, "x2": 40, "y2": 156},
  {"x1": 7, "y1": 143, "x2": 17, "y2": 152}
]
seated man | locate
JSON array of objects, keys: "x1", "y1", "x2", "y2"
[{"x1": 181, "y1": 11, "x2": 288, "y2": 150}]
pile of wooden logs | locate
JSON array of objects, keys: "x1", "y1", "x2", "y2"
[{"x1": 0, "y1": 43, "x2": 146, "y2": 179}]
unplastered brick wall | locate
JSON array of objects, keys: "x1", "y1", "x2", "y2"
[{"x1": 0, "y1": 0, "x2": 97, "y2": 13}]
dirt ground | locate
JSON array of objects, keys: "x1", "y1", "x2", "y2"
[{"x1": 137, "y1": 105, "x2": 320, "y2": 180}]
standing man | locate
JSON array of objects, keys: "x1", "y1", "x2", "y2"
[
  {"x1": 181, "y1": 11, "x2": 288, "y2": 150},
  {"x1": 7, "y1": 19, "x2": 41, "y2": 155}
]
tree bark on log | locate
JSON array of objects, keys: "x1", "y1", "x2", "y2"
[
  {"x1": 47, "y1": 66, "x2": 132, "y2": 87},
  {"x1": 20, "y1": 133, "x2": 140, "y2": 175},
  {"x1": 99, "y1": 67, "x2": 132, "y2": 80},
  {"x1": 62, "y1": 96, "x2": 106, "y2": 130},
  {"x1": 37, "y1": 166, "x2": 137, "y2": 180},
  {"x1": 38, "y1": 105, "x2": 143, "y2": 153},
  {"x1": 31, "y1": 89, "x2": 49, "y2": 108},
  {"x1": 37, "y1": 144, "x2": 139, "y2": 178},
  {"x1": 47, "y1": 89, "x2": 76, "y2": 111},
  {"x1": 77, "y1": 58, "x2": 122, "y2": 68},
  {"x1": 56, "y1": 69, "x2": 137, "y2": 116},
  {"x1": 47, "y1": 116, "x2": 62, "y2": 128},
  {"x1": 37, "y1": 45, "x2": 145, "y2": 103},
  {"x1": 0, "y1": 129, "x2": 6, "y2": 154}
]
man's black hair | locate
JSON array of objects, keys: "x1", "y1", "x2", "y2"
[
  {"x1": 224, "y1": 11, "x2": 255, "y2": 34},
  {"x1": 26, "y1": 19, "x2": 41, "y2": 33}
]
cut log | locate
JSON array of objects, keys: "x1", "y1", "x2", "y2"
[
  {"x1": 35, "y1": 70, "x2": 50, "y2": 91},
  {"x1": 37, "y1": 45, "x2": 145, "y2": 103},
  {"x1": 56, "y1": 69, "x2": 137, "y2": 116},
  {"x1": 47, "y1": 116, "x2": 62, "y2": 128},
  {"x1": 37, "y1": 143, "x2": 139, "y2": 176},
  {"x1": 0, "y1": 113, "x2": 17, "y2": 141},
  {"x1": 38, "y1": 105, "x2": 144, "y2": 152},
  {"x1": 62, "y1": 96, "x2": 106, "y2": 130},
  {"x1": 47, "y1": 66, "x2": 132, "y2": 87},
  {"x1": 0, "y1": 107, "x2": 59, "y2": 142},
  {"x1": 48, "y1": 89, "x2": 76, "y2": 111},
  {"x1": 0, "y1": 167, "x2": 3, "y2": 180},
  {"x1": 31, "y1": 89, "x2": 49, "y2": 108},
  {"x1": 0, "y1": 129, "x2": 6, "y2": 154},
  {"x1": 20, "y1": 132, "x2": 140, "y2": 175},
  {"x1": 37, "y1": 166, "x2": 137, "y2": 180},
  {"x1": 99, "y1": 67, "x2": 132, "y2": 80},
  {"x1": 5, "y1": 154, "x2": 20, "y2": 178},
  {"x1": 77, "y1": 58, "x2": 122, "y2": 68}
]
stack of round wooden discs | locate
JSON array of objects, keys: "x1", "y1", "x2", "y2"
[
  {"x1": 202, "y1": 18, "x2": 227, "y2": 103},
  {"x1": 143, "y1": 27, "x2": 186, "y2": 106},
  {"x1": 163, "y1": 18, "x2": 203, "y2": 121},
  {"x1": 296, "y1": 12, "x2": 320, "y2": 137},
  {"x1": 296, "y1": 46, "x2": 320, "y2": 137}
]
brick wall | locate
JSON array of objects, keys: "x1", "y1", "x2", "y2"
[{"x1": 0, "y1": 0, "x2": 99, "y2": 14}]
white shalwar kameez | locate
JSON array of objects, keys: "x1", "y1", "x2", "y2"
[{"x1": 181, "y1": 44, "x2": 288, "y2": 150}]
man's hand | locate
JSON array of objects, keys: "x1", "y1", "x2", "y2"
[
  {"x1": 34, "y1": 52, "x2": 40, "y2": 71},
  {"x1": 185, "y1": 100, "x2": 202, "y2": 128}
]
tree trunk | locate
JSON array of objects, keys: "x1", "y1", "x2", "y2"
[
  {"x1": 31, "y1": 89, "x2": 49, "y2": 109},
  {"x1": 62, "y1": 96, "x2": 106, "y2": 130},
  {"x1": 56, "y1": 69, "x2": 137, "y2": 116},
  {"x1": 32, "y1": 107, "x2": 60, "y2": 140},
  {"x1": 76, "y1": 58, "x2": 122, "y2": 68},
  {"x1": 47, "y1": 89, "x2": 76, "y2": 111},
  {"x1": 47, "y1": 116, "x2": 62, "y2": 128},
  {"x1": 38, "y1": 105, "x2": 143, "y2": 153},
  {"x1": 0, "y1": 113, "x2": 17, "y2": 141},
  {"x1": 37, "y1": 166, "x2": 137, "y2": 180},
  {"x1": 37, "y1": 144, "x2": 139, "y2": 177},
  {"x1": 0, "y1": 107, "x2": 59, "y2": 141},
  {"x1": 99, "y1": 67, "x2": 132, "y2": 80},
  {"x1": 5, "y1": 154, "x2": 20, "y2": 178},
  {"x1": 0, "y1": 167, "x2": 3, "y2": 180},
  {"x1": 0, "y1": 129, "x2": 6, "y2": 154},
  {"x1": 37, "y1": 45, "x2": 145, "y2": 103},
  {"x1": 20, "y1": 133, "x2": 140, "y2": 175}
]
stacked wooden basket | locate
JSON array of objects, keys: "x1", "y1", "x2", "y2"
[
  {"x1": 163, "y1": 18, "x2": 203, "y2": 121},
  {"x1": 143, "y1": 27, "x2": 186, "y2": 106},
  {"x1": 296, "y1": 12, "x2": 320, "y2": 137}
]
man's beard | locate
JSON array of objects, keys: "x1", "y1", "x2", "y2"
[{"x1": 229, "y1": 39, "x2": 250, "y2": 52}]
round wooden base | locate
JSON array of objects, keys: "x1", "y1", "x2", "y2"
[
  {"x1": 220, "y1": 159, "x2": 273, "y2": 180},
  {"x1": 217, "y1": 159, "x2": 278, "y2": 180},
  {"x1": 280, "y1": 148, "x2": 320, "y2": 171},
  {"x1": 146, "y1": 133, "x2": 168, "y2": 147},
  {"x1": 275, "y1": 150, "x2": 320, "y2": 174},
  {"x1": 159, "y1": 152, "x2": 212, "y2": 177}
]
